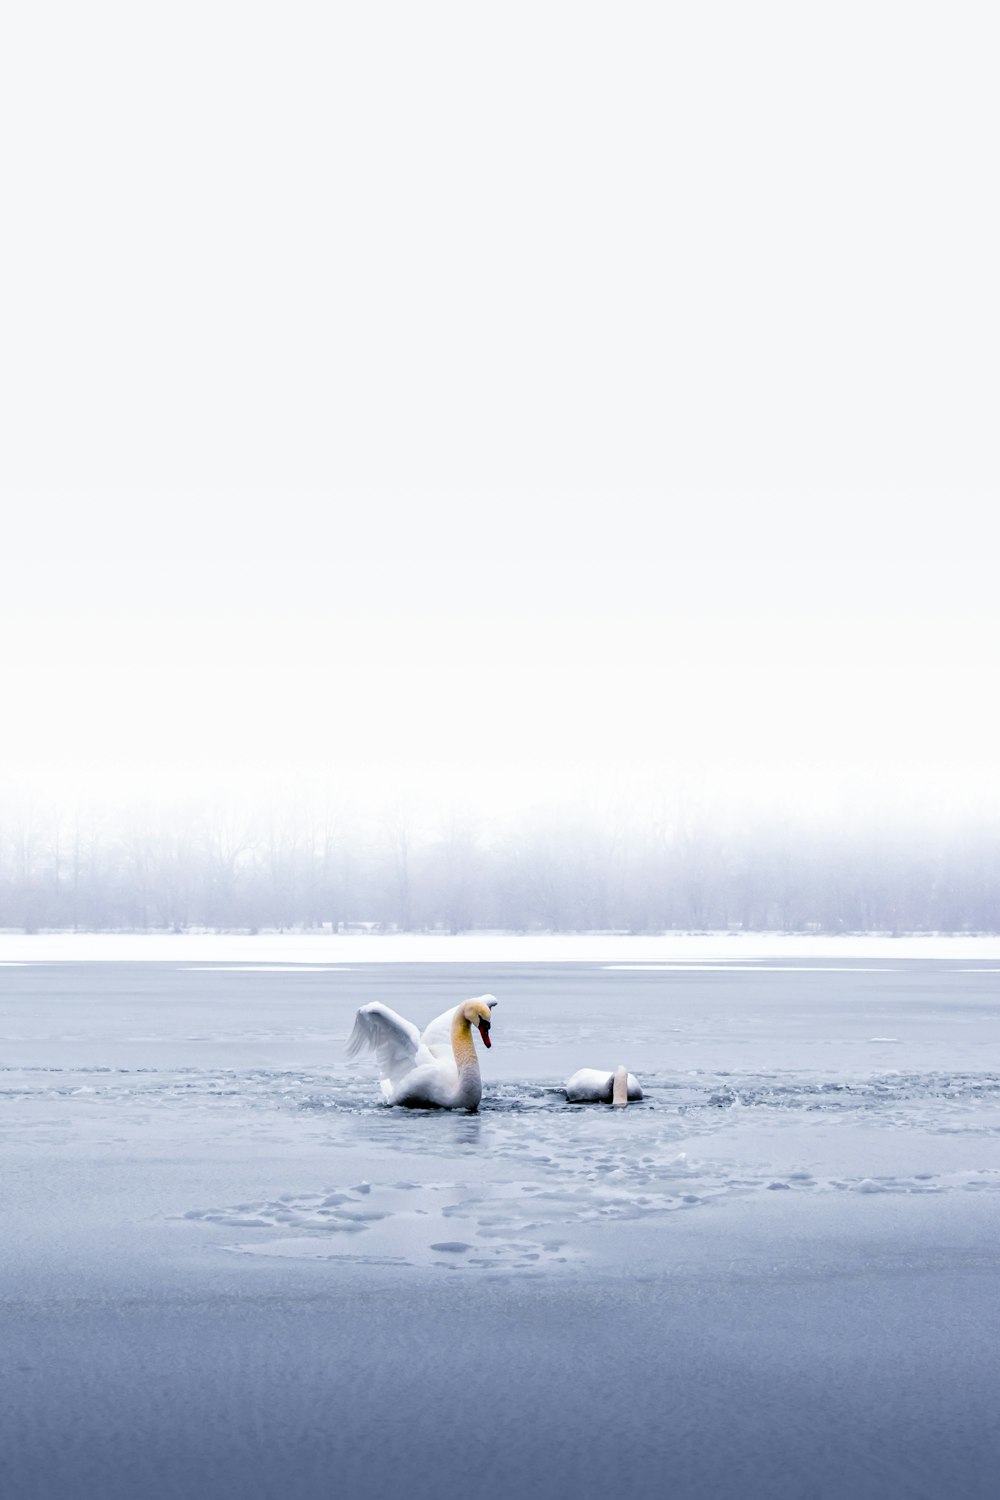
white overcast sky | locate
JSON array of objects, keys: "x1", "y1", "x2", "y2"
[{"x1": 1, "y1": 2, "x2": 997, "y2": 822}]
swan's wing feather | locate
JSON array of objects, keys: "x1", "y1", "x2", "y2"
[
  {"x1": 420, "y1": 995, "x2": 498, "y2": 1060},
  {"x1": 564, "y1": 1066, "x2": 642, "y2": 1103},
  {"x1": 419, "y1": 1005, "x2": 459, "y2": 1060},
  {"x1": 347, "y1": 1003, "x2": 422, "y2": 1086},
  {"x1": 565, "y1": 1068, "x2": 614, "y2": 1102},
  {"x1": 390, "y1": 1059, "x2": 460, "y2": 1108}
]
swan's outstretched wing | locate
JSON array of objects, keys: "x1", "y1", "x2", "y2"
[
  {"x1": 347, "y1": 1003, "x2": 422, "y2": 1087},
  {"x1": 420, "y1": 995, "x2": 498, "y2": 1061}
]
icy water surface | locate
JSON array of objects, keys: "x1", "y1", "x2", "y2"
[{"x1": 4, "y1": 957, "x2": 1000, "y2": 1498}]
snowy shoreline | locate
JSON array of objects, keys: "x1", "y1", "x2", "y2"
[{"x1": 4, "y1": 929, "x2": 1000, "y2": 964}]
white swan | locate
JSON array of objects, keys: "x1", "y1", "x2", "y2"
[
  {"x1": 347, "y1": 995, "x2": 497, "y2": 1111},
  {"x1": 565, "y1": 1064, "x2": 642, "y2": 1105}
]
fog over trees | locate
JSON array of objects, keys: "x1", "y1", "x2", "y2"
[{"x1": 2, "y1": 794, "x2": 998, "y2": 935}]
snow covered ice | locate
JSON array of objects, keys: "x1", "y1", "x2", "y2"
[{"x1": 4, "y1": 939, "x2": 1000, "y2": 1499}]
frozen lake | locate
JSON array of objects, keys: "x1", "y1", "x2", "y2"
[{"x1": 4, "y1": 952, "x2": 1000, "y2": 1498}]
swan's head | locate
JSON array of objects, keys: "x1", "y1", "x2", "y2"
[{"x1": 463, "y1": 995, "x2": 496, "y2": 1048}]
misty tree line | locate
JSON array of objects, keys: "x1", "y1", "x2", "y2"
[{"x1": 1, "y1": 799, "x2": 999, "y2": 935}]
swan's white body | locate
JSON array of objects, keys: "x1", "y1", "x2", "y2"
[
  {"x1": 565, "y1": 1065, "x2": 642, "y2": 1104},
  {"x1": 347, "y1": 995, "x2": 497, "y2": 1111}
]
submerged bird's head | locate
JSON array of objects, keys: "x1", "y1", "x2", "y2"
[{"x1": 462, "y1": 995, "x2": 496, "y2": 1048}]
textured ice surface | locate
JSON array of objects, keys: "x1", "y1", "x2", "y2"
[{"x1": 4, "y1": 955, "x2": 1000, "y2": 1499}]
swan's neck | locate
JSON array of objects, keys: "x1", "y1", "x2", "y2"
[
  {"x1": 450, "y1": 1009, "x2": 482, "y2": 1109},
  {"x1": 612, "y1": 1065, "x2": 629, "y2": 1107}
]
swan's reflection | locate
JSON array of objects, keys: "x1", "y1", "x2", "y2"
[{"x1": 449, "y1": 1113, "x2": 484, "y2": 1149}]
